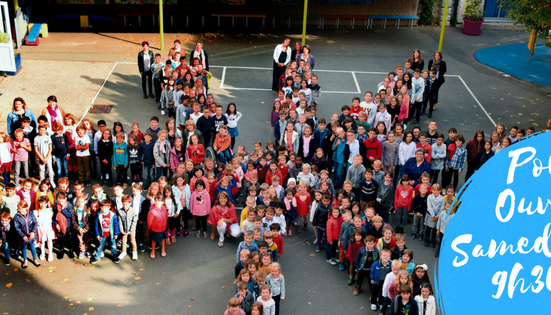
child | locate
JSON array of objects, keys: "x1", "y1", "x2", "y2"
[
  {"x1": 270, "y1": 223, "x2": 284, "y2": 255},
  {"x1": 225, "y1": 297, "x2": 246, "y2": 315},
  {"x1": 389, "y1": 284, "x2": 419, "y2": 315},
  {"x1": 370, "y1": 248, "x2": 391, "y2": 311},
  {"x1": 376, "y1": 172, "x2": 394, "y2": 225},
  {"x1": 213, "y1": 125, "x2": 232, "y2": 164},
  {"x1": 187, "y1": 134, "x2": 205, "y2": 165},
  {"x1": 34, "y1": 125, "x2": 56, "y2": 188},
  {"x1": 116, "y1": 195, "x2": 138, "y2": 261},
  {"x1": 346, "y1": 154, "x2": 366, "y2": 198},
  {"x1": 163, "y1": 186, "x2": 179, "y2": 245},
  {"x1": 12, "y1": 129, "x2": 32, "y2": 186},
  {"x1": 97, "y1": 128, "x2": 114, "y2": 188},
  {"x1": 359, "y1": 168, "x2": 378, "y2": 211},
  {"x1": 91, "y1": 200, "x2": 120, "y2": 264},
  {"x1": 337, "y1": 210, "x2": 353, "y2": 270},
  {"x1": 400, "y1": 249, "x2": 415, "y2": 274},
  {"x1": 282, "y1": 189, "x2": 297, "y2": 236},
  {"x1": 237, "y1": 230, "x2": 260, "y2": 262},
  {"x1": 53, "y1": 193, "x2": 74, "y2": 259},
  {"x1": 72, "y1": 193, "x2": 91, "y2": 259},
  {"x1": 431, "y1": 134, "x2": 446, "y2": 183},
  {"x1": 147, "y1": 196, "x2": 168, "y2": 259},
  {"x1": 354, "y1": 235, "x2": 379, "y2": 295},
  {"x1": 414, "y1": 283, "x2": 436, "y2": 315},
  {"x1": 445, "y1": 134, "x2": 467, "y2": 191},
  {"x1": 225, "y1": 102, "x2": 242, "y2": 150},
  {"x1": 14, "y1": 200, "x2": 41, "y2": 268},
  {"x1": 425, "y1": 183, "x2": 444, "y2": 247},
  {"x1": 113, "y1": 132, "x2": 129, "y2": 189},
  {"x1": 235, "y1": 280, "x2": 255, "y2": 314},
  {"x1": 265, "y1": 262, "x2": 285, "y2": 315},
  {"x1": 435, "y1": 198, "x2": 455, "y2": 257},
  {"x1": 251, "y1": 302, "x2": 264, "y2": 315},
  {"x1": 411, "y1": 183, "x2": 429, "y2": 240},
  {"x1": 235, "y1": 249, "x2": 250, "y2": 279},
  {"x1": 146, "y1": 116, "x2": 161, "y2": 144},
  {"x1": 411, "y1": 264, "x2": 431, "y2": 297},
  {"x1": 325, "y1": 207, "x2": 343, "y2": 265},
  {"x1": 390, "y1": 233, "x2": 408, "y2": 261},
  {"x1": 381, "y1": 260, "x2": 403, "y2": 314},
  {"x1": 140, "y1": 131, "x2": 155, "y2": 189},
  {"x1": 394, "y1": 175, "x2": 413, "y2": 234},
  {"x1": 256, "y1": 284, "x2": 276, "y2": 315},
  {"x1": 294, "y1": 182, "x2": 312, "y2": 233},
  {"x1": 2, "y1": 183, "x2": 21, "y2": 217},
  {"x1": 347, "y1": 229, "x2": 366, "y2": 284},
  {"x1": 34, "y1": 196, "x2": 55, "y2": 262},
  {"x1": 312, "y1": 194, "x2": 332, "y2": 252},
  {"x1": 153, "y1": 130, "x2": 171, "y2": 180},
  {"x1": 50, "y1": 124, "x2": 69, "y2": 181},
  {"x1": 0, "y1": 212, "x2": 12, "y2": 265},
  {"x1": 127, "y1": 134, "x2": 142, "y2": 186},
  {"x1": 377, "y1": 225, "x2": 396, "y2": 252}
]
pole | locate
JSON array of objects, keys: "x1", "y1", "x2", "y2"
[
  {"x1": 159, "y1": 0, "x2": 164, "y2": 51},
  {"x1": 301, "y1": 0, "x2": 308, "y2": 45},
  {"x1": 438, "y1": 0, "x2": 449, "y2": 52}
]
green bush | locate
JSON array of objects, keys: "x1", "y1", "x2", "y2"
[{"x1": 418, "y1": 0, "x2": 436, "y2": 25}]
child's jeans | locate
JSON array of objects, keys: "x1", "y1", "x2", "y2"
[
  {"x1": 1, "y1": 171, "x2": 9, "y2": 185},
  {"x1": 77, "y1": 156, "x2": 91, "y2": 182},
  {"x1": 218, "y1": 149, "x2": 232, "y2": 164},
  {"x1": 435, "y1": 232, "x2": 443, "y2": 255},
  {"x1": 194, "y1": 215, "x2": 208, "y2": 233},
  {"x1": 13, "y1": 160, "x2": 29, "y2": 186},
  {"x1": 55, "y1": 156, "x2": 69, "y2": 180},
  {"x1": 370, "y1": 283, "x2": 383, "y2": 306},
  {"x1": 21, "y1": 238, "x2": 37, "y2": 262},
  {"x1": 115, "y1": 164, "x2": 127, "y2": 184},
  {"x1": 37, "y1": 158, "x2": 55, "y2": 187},
  {"x1": 316, "y1": 227, "x2": 325, "y2": 248},
  {"x1": 356, "y1": 268, "x2": 371, "y2": 288},
  {"x1": 381, "y1": 297, "x2": 392, "y2": 314},
  {"x1": 130, "y1": 163, "x2": 142, "y2": 183},
  {"x1": 155, "y1": 166, "x2": 169, "y2": 181},
  {"x1": 1, "y1": 237, "x2": 10, "y2": 261},
  {"x1": 395, "y1": 206, "x2": 409, "y2": 228},
  {"x1": 326, "y1": 237, "x2": 338, "y2": 260},
  {"x1": 334, "y1": 161, "x2": 344, "y2": 188},
  {"x1": 432, "y1": 169, "x2": 441, "y2": 185},
  {"x1": 425, "y1": 226, "x2": 437, "y2": 244},
  {"x1": 273, "y1": 294, "x2": 281, "y2": 315},
  {"x1": 412, "y1": 214, "x2": 425, "y2": 236},
  {"x1": 143, "y1": 164, "x2": 155, "y2": 188},
  {"x1": 285, "y1": 209, "x2": 297, "y2": 226},
  {"x1": 95, "y1": 236, "x2": 117, "y2": 260},
  {"x1": 379, "y1": 205, "x2": 391, "y2": 225},
  {"x1": 56, "y1": 230, "x2": 73, "y2": 258},
  {"x1": 412, "y1": 101, "x2": 422, "y2": 122},
  {"x1": 100, "y1": 160, "x2": 112, "y2": 185}
]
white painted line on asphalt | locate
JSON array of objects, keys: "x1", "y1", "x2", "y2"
[
  {"x1": 77, "y1": 61, "x2": 119, "y2": 126},
  {"x1": 352, "y1": 72, "x2": 361, "y2": 93},
  {"x1": 223, "y1": 87, "x2": 273, "y2": 91},
  {"x1": 220, "y1": 67, "x2": 227, "y2": 88},
  {"x1": 211, "y1": 65, "x2": 270, "y2": 70},
  {"x1": 457, "y1": 75, "x2": 497, "y2": 127}
]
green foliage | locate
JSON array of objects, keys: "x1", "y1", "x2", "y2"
[
  {"x1": 463, "y1": 0, "x2": 484, "y2": 21},
  {"x1": 498, "y1": 0, "x2": 551, "y2": 48},
  {"x1": 418, "y1": 0, "x2": 437, "y2": 25}
]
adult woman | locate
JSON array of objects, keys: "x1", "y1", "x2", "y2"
[
  {"x1": 291, "y1": 41, "x2": 302, "y2": 62},
  {"x1": 208, "y1": 192, "x2": 240, "y2": 247},
  {"x1": 182, "y1": 120, "x2": 204, "y2": 150},
  {"x1": 465, "y1": 130, "x2": 485, "y2": 181},
  {"x1": 410, "y1": 49, "x2": 424, "y2": 71},
  {"x1": 138, "y1": 41, "x2": 155, "y2": 99},
  {"x1": 7, "y1": 97, "x2": 36, "y2": 138},
  {"x1": 191, "y1": 41, "x2": 209, "y2": 71},
  {"x1": 427, "y1": 51, "x2": 447, "y2": 87},
  {"x1": 272, "y1": 38, "x2": 292, "y2": 92},
  {"x1": 40, "y1": 95, "x2": 66, "y2": 130},
  {"x1": 168, "y1": 39, "x2": 185, "y2": 62},
  {"x1": 298, "y1": 44, "x2": 315, "y2": 70},
  {"x1": 401, "y1": 148, "x2": 431, "y2": 186}
]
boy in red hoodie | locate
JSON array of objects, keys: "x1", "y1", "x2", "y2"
[
  {"x1": 270, "y1": 223, "x2": 284, "y2": 257},
  {"x1": 363, "y1": 127, "x2": 382, "y2": 170},
  {"x1": 265, "y1": 161, "x2": 283, "y2": 186}
]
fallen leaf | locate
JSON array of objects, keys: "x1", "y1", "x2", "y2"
[
  {"x1": 6, "y1": 283, "x2": 12, "y2": 288},
  {"x1": 139, "y1": 268, "x2": 144, "y2": 271},
  {"x1": 135, "y1": 277, "x2": 141, "y2": 280},
  {"x1": 190, "y1": 298, "x2": 195, "y2": 301},
  {"x1": 221, "y1": 286, "x2": 226, "y2": 290},
  {"x1": 309, "y1": 253, "x2": 315, "y2": 257},
  {"x1": 25, "y1": 279, "x2": 30, "y2": 282},
  {"x1": 89, "y1": 307, "x2": 95, "y2": 311},
  {"x1": 76, "y1": 301, "x2": 81, "y2": 304},
  {"x1": 64, "y1": 278, "x2": 68, "y2": 282},
  {"x1": 117, "y1": 304, "x2": 122, "y2": 308},
  {"x1": 308, "y1": 302, "x2": 312, "y2": 304},
  {"x1": 87, "y1": 297, "x2": 93, "y2": 301}
]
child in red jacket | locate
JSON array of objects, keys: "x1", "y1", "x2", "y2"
[
  {"x1": 270, "y1": 223, "x2": 284, "y2": 256},
  {"x1": 394, "y1": 175, "x2": 413, "y2": 234},
  {"x1": 147, "y1": 196, "x2": 168, "y2": 259},
  {"x1": 326, "y1": 207, "x2": 343, "y2": 265}
]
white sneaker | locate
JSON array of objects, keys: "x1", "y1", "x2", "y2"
[
  {"x1": 39, "y1": 254, "x2": 45, "y2": 261},
  {"x1": 48, "y1": 254, "x2": 54, "y2": 262},
  {"x1": 118, "y1": 252, "x2": 127, "y2": 260},
  {"x1": 132, "y1": 251, "x2": 138, "y2": 261},
  {"x1": 101, "y1": 252, "x2": 105, "y2": 258},
  {"x1": 371, "y1": 304, "x2": 377, "y2": 311},
  {"x1": 161, "y1": 110, "x2": 166, "y2": 115}
]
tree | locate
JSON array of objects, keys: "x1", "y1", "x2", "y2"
[{"x1": 498, "y1": 0, "x2": 551, "y2": 59}]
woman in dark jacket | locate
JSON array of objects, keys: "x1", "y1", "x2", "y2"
[
  {"x1": 427, "y1": 51, "x2": 447, "y2": 86},
  {"x1": 138, "y1": 41, "x2": 155, "y2": 99}
]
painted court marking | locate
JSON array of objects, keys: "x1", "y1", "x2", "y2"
[{"x1": 92, "y1": 62, "x2": 495, "y2": 127}]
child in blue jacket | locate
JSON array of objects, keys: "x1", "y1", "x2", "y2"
[
  {"x1": 91, "y1": 199, "x2": 120, "y2": 265},
  {"x1": 370, "y1": 248, "x2": 391, "y2": 311},
  {"x1": 113, "y1": 132, "x2": 129, "y2": 188}
]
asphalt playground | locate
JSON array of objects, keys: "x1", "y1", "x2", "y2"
[{"x1": 2, "y1": 26, "x2": 551, "y2": 315}]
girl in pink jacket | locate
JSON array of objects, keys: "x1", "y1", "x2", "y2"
[{"x1": 190, "y1": 179, "x2": 211, "y2": 238}]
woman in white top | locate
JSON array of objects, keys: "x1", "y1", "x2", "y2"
[{"x1": 272, "y1": 38, "x2": 292, "y2": 92}]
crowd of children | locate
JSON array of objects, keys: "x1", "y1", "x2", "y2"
[{"x1": 1, "y1": 43, "x2": 547, "y2": 315}]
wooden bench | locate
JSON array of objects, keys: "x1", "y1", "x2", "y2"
[
  {"x1": 368, "y1": 15, "x2": 419, "y2": 29},
  {"x1": 169, "y1": 14, "x2": 210, "y2": 27},
  {"x1": 321, "y1": 15, "x2": 369, "y2": 29},
  {"x1": 118, "y1": 14, "x2": 156, "y2": 27},
  {"x1": 268, "y1": 14, "x2": 323, "y2": 28},
  {"x1": 211, "y1": 13, "x2": 266, "y2": 27}
]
